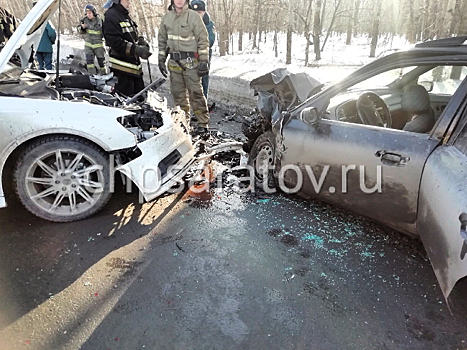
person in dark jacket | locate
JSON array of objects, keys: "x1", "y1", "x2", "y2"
[
  {"x1": 33, "y1": 1, "x2": 56, "y2": 70},
  {"x1": 36, "y1": 23, "x2": 56, "y2": 70},
  {"x1": 0, "y1": 6, "x2": 18, "y2": 47},
  {"x1": 103, "y1": 0, "x2": 152, "y2": 96},
  {"x1": 191, "y1": 0, "x2": 215, "y2": 99},
  {"x1": 78, "y1": 4, "x2": 106, "y2": 75}
]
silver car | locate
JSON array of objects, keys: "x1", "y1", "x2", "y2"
[{"x1": 247, "y1": 40, "x2": 467, "y2": 299}]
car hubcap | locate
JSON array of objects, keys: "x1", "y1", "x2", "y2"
[
  {"x1": 256, "y1": 143, "x2": 274, "y2": 181},
  {"x1": 25, "y1": 149, "x2": 105, "y2": 216}
]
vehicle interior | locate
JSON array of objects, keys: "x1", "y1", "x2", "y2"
[{"x1": 326, "y1": 64, "x2": 467, "y2": 133}]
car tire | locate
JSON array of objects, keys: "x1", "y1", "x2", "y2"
[
  {"x1": 14, "y1": 136, "x2": 113, "y2": 222},
  {"x1": 248, "y1": 131, "x2": 278, "y2": 190}
]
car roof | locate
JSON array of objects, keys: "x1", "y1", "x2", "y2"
[{"x1": 397, "y1": 36, "x2": 467, "y2": 59}]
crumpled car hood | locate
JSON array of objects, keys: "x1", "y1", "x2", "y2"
[
  {"x1": 250, "y1": 68, "x2": 323, "y2": 108},
  {"x1": 0, "y1": 0, "x2": 59, "y2": 74}
]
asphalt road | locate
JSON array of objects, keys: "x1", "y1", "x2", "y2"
[{"x1": 1, "y1": 106, "x2": 467, "y2": 350}]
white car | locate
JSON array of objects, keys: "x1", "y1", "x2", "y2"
[{"x1": 0, "y1": 0, "x2": 196, "y2": 222}]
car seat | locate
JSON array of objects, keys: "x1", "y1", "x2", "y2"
[{"x1": 401, "y1": 84, "x2": 436, "y2": 133}]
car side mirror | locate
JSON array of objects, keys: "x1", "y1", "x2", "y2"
[
  {"x1": 419, "y1": 81, "x2": 434, "y2": 93},
  {"x1": 300, "y1": 107, "x2": 319, "y2": 125}
]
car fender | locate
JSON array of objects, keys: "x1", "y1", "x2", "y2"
[{"x1": 0, "y1": 97, "x2": 137, "y2": 208}]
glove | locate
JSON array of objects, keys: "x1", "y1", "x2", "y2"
[
  {"x1": 138, "y1": 36, "x2": 150, "y2": 49},
  {"x1": 134, "y1": 45, "x2": 152, "y2": 60},
  {"x1": 159, "y1": 58, "x2": 168, "y2": 78},
  {"x1": 198, "y1": 61, "x2": 209, "y2": 77}
]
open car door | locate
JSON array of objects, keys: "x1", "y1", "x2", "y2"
[{"x1": 417, "y1": 80, "x2": 467, "y2": 299}]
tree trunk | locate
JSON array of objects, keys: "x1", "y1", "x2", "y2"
[
  {"x1": 305, "y1": 31, "x2": 311, "y2": 66},
  {"x1": 346, "y1": 2, "x2": 353, "y2": 45},
  {"x1": 449, "y1": 0, "x2": 461, "y2": 35},
  {"x1": 429, "y1": 0, "x2": 439, "y2": 39},
  {"x1": 286, "y1": 0, "x2": 293, "y2": 64},
  {"x1": 322, "y1": 0, "x2": 344, "y2": 52},
  {"x1": 353, "y1": 0, "x2": 360, "y2": 37},
  {"x1": 369, "y1": 0, "x2": 382, "y2": 57},
  {"x1": 238, "y1": 0, "x2": 244, "y2": 51},
  {"x1": 437, "y1": 0, "x2": 449, "y2": 39},
  {"x1": 137, "y1": 0, "x2": 151, "y2": 41},
  {"x1": 274, "y1": 30, "x2": 278, "y2": 57},
  {"x1": 313, "y1": 0, "x2": 322, "y2": 61},
  {"x1": 408, "y1": 0, "x2": 416, "y2": 43},
  {"x1": 422, "y1": 0, "x2": 430, "y2": 40}
]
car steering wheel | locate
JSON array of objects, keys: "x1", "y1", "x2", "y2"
[{"x1": 356, "y1": 92, "x2": 392, "y2": 128}]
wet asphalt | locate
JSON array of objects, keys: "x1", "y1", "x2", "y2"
[{"x1": 1, "y1": 104, "x2": 467, "y2": 350}]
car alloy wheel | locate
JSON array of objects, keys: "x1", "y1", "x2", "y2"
[{"x1": 14, "y1": 136, "x2": 112, "y2": 222}]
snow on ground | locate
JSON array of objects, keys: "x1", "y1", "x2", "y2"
[{"x1": 62, "y1": 31, "x2": 413, "y2": 85}]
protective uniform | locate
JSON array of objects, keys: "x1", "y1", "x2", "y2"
[
  {"x1": 78, "y1": 5, "x2": 106, "y2": 75},
  {"x1": 191, "y1": 0, "x2": 215, "y2": 98},
  {"x1": 0, "y1": 18, "x2": 5, "y2": 45},
  {"x1": 0, "y1": 6, "x2": 18, "y2": 46},
  {"x1": 158, "y1": 2, "x2": 210, "y2": 129},
  {"x1": 104, "y1": 1, "x2": 151, "y2": 96}
]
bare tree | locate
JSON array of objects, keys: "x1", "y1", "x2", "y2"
[
  {"x1": 238, "y1": 0, "x2": 245, "y2": 51},
  {"x1": 321, "y1": 0, "x2": 344, "y2": 51},
  {"x1": 369, "y1": 0, "x2": 382, "y2": 57},
  {"x1": 295, "y1": 0, "x2": 313, "y2": 66},
  {"x1": 286, "y1": 0, "x2": 293, "y2": 64},
  {"x1": 313, "y1": 0, "x2": 323, "y2": 60}
]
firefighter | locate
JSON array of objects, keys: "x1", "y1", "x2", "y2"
[
  {"x1": 158, "y1": 0, "x2": 210, "y2": 135},
  {"x1": 0, "y1": 17, "x2": 5, "y2": 47},
  {"x1": 191, "y1": 0, "x2": 215, "y2": 100},
  {"x1": 103, "y1": 0, "x2": 152, "y2": 96},
  {"x1": 78, "y1": 4, "x2": 106, "y2": 75},
  {"x1": 0, "y1": 6, "x2": 18, "y2": 46}
]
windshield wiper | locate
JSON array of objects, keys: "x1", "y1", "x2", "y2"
[{"x1": 0, "y1": 79, "x2": 21, "y2": 84}]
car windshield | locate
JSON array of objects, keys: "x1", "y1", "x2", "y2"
[{"x1": 352, "y1": 66, "x2": 418, "y2": 89}]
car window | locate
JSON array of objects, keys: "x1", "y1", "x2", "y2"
[
  {"x1": 351, "y1": 66, "x2": 418, "y2": 90},
  {"x1": 418, "y1": 66, "x2": 467, "y2": 95},
  {"x1": 327, "y1": 63, "x2": 467, "y2": 135}
]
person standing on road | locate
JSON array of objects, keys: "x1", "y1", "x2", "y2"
[
  {"x1": 158, "y1": 0, "x2": 211, "y2": 135},
  {"x1": 78, "y1": 4, "x2": 106, "y2": 75},
  {"x1": 191, "y1": 0, "x2": 215, "y2": 101},
  {"x1": 33, "y1": 1, "x2": 56, "y2": 70},
  {"x1": 103, "y1": 0, "x2": 152, "y2": 96}
]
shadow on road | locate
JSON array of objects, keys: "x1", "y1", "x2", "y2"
[{"x1": 0, "y1": 188, "x2": 185, "y2": 331}]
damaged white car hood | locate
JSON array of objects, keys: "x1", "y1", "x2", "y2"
[{"x1": 0, "y1": 0, "x2": 58, "y2": 74}]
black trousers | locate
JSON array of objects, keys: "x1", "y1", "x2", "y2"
[{"x1": 112, "y1": 69, "x2": 145, "y2": 96}]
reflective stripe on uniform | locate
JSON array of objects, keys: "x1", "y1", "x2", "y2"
[
  {"x1": 198, "y1": 49, "x2": 209, "y2": 55},
  {"x1": 85, "y1": 42, "x2": 104, "y2": 48},
  {"x1": 168, "y1": 34, "x2": 196, "y2": 42},
  {"x1": 86, "y1": 29, "x2": 102, "y2": 35},
  {"x1": 168, "y1": 64, "x2": 183, "y2": 72},
  {"x1": 119, "y1": 21, "x2": 132, "y2": 27},
  {"x1": 119, "y1": 21, "x2": 134, "y2": 34},
  {"x1": 109, "y1": 57, "x2": 142, "y2": 75}
]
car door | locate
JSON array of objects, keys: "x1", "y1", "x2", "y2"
[
  {"x1": 417, "y1": 90, "x2": 467, "y2": 299},
  {"x1": 281, "y1": 117, "x2": 438, "y2": 235}
]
